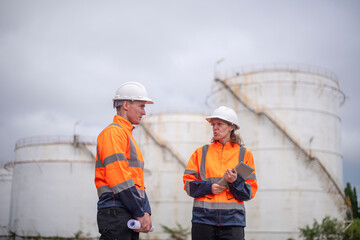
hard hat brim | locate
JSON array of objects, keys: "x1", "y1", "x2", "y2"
[{"x1": 112, "y1": 98, "x2": 154, "y2": 104}]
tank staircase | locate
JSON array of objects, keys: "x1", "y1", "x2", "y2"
[
  {"x1": 140, "y1": 122, "x2": 187, "y2": 168},
  {"x1": 215, "y1": 77, "x2": 346, "y2": 211}
]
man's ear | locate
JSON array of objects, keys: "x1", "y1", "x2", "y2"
[{"x1": 122, "y1": 100, "x2": 129, "y2": 111}]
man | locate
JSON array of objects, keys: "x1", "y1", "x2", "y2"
[{"x1": 95, "y1": 82, "x2": 153, "y2": 240}]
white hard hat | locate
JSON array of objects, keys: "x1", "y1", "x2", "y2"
[
  {"x1": 206, "y1": 106, "x2": 240, "y2": 130},
  {"x1": 113, "y1": 82, "x2": 154, "y2": 104}
]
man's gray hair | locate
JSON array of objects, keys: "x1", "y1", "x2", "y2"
[{"x1": 113, "y1": 100, "x2": 124, "y2": 108}]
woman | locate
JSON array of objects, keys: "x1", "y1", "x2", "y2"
[{"x1": 183, "y1": 106, "x2": 258, "y2": 240}]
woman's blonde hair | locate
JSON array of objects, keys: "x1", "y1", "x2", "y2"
[{"x1": 230, "y1": 130, "x2": 244, "y2": 146}]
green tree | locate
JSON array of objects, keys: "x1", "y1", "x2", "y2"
[
  {"x1": 161, "y1": 223, "x2": 190, "y2": 240},
  {"x1": 344, "y1": 218, "x2": 360, "y2": 240},
  {"x1": 345, "y1": 182, "x2": 360, "y2": 219},
  {"x1": 299, "y1": 216, "x2": 345, "y2": 240}
]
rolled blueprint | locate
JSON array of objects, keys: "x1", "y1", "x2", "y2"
[{"x1": 127, "y1": 219, "x2": 154, "y2": 232}]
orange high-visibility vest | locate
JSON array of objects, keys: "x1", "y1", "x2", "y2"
[
  {"x1": 95, "y1": 115, "x2": 150, "y2": 217},
  {"x1": 183, "y1": 141, "x2": 257, "y2": 226}
]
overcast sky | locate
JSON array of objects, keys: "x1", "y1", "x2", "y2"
[{"x1": 1, "y1": 1, "x2": 359, "y2": 196}]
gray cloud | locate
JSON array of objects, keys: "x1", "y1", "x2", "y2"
[{"x1": 1, "y1": 0, "x2": 359, "y2": 193}]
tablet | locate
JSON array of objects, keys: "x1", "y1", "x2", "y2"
[{"x1": 217, "y1": 162, "x2": 254, "y2": 187}]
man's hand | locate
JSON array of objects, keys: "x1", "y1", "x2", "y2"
[
  {"x1": 135, "y1": 212, "x2": 152, "y2": 233},
  {"x1": 212, "y1": 183, "x2": 226, "y2": 194},
  {"x1": 224, "y1": 168, "x2": 237, "y2": 183}
]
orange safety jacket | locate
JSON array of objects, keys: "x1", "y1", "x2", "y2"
[
  {"x1": 183, "y1": 141, "x2": 257, "y2": 226},
  {"x1": 94, "y1": 115, "x2": 151, "y2": 218}
]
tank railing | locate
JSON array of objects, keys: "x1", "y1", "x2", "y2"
[
  {"x1": 12, "y1": 135, "x2": 96, "y2": 164},
  {"x1": 6, "y1": 159, "x2": 94, "y2": 166},
  {"x1": 0, "y1": 171, "x2": 12, "y2": 181},
  {"x1": 15, "y1": 135, "x2": 96, "y2": 150},
  {"x1": 216, "y1": 63, "x2": 339, "y2": 87},
  {"x1": 140, "y1": 122, "x2": 187, "y2": 168},
  {"x1": 215, "y1": 78, "x2": 346, "y2": 203}
]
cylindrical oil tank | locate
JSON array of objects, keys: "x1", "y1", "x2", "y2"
[
  {"x1": 0, "y1": 166, "x2": 12, "y2": 238},
  {"x1": 207, "y1": 63, "x2": 346, "y2": 240},
  {"x1": 9, "y1": 135, "x2": 98, "y2": 239},
  {"x1": 133, "y1": 113, "x2": 212, "y2": 240}
]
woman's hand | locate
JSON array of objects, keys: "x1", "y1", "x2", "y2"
[
  {"x1": 224, "y1": 168, "x2": 237, "y2": 183},
  {"x1": 211, "y1": 183, "x2": 227, "y2": 194}
]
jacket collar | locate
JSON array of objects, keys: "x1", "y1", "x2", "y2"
[
  {"x1": 113, "y1": 115, "x2": 134, "y2": 132},
  {"x1": 212, "y1": 140, "x2": 236, "y2": 150}
]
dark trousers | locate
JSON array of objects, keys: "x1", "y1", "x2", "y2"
[
  {"x1": 192, "y1": 222, "x2": 245, "y2": 240},
  {"x1": 97, "y1": 207, "x2": 139, "y2": 240}
]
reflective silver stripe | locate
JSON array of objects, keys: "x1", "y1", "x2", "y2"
[
  {"x1": 184, "y1": 169, "x2": 199, "y2": 180},
  {"x1": 97, "y1": 182, "x2": 145, "y2": 199},
  {"x1": 96, "y1": 155, "x2": 144, "y2": 169},
  {"x1": 137, "y1": 188, "x2": 145, "y2": 199},
  {"x1": 104, "y1": 153, "x2": 127, "y2": 166},
  {"x1": 185, "y1": 181, "x2": 191, "y2": 194},
  {"x1": 200, "y1": 145, "x2": 209, "y2": 181},
  {"x1": 109, "y1": 123, "x2": 122, "y2": 128},
  {"x1": 112, "y1": 179, "x2": 135, "y2": 194},
  {"x1": 128, "y1": 137, "x2": 144, "y2": 169},
  {"x1": 239, "y1": 146, "x2": 246, "y2": 163},
  {"x1": 193, "y1": 200, "x2": 245, "y2": 210},
  {"x1": 207, "y1": 177, "x2": 223, "y2": 184},
  {"x1": 98, "y1": 152, "x2": 144, "y2": 169},
  {"x1": 95, "y1": 146, "x2": 104, "y2": 168},
  {"x1": 129, "y1": 137, "x2": 138, "y2": 161},
  {"x1": 95, "y1": 160, "x2": 104, "y2": 168},
  {"x1": 245, "y1": 182, "x2": 253, "y2": 199},
  {"x1": 239, "y1": 147, "x2": 257, "y2": 182},
  {"x1": 97, "y1": 185, "x2": 112, "y2": 197},
  {"x1": 113, "y1": 180, "x2": 145, "y2": 199},
  {"x1": 128, "y1": 160, "x2": 144, "y2": 169}
]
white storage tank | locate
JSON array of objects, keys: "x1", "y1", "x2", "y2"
[
  {"x1": 207, "y1": 63, "x2": 347, "y2": 240},
  {"x1": 0, "y1": 166, "x2": 12, "y2": 239},
  {"x1": 133, "y1": 113, "x2": 212, "y2": 240},
  {"x1": 9, "y1": 135, "x2": 99, "y2": 239}
]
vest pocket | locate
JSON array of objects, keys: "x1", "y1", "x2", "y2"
[
  {"x1": 205, "y1": 194, "x2": 213, "y2": 200},
  {"x1": 226, "y1": 190, "x2": 234, "y2": 200}
]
